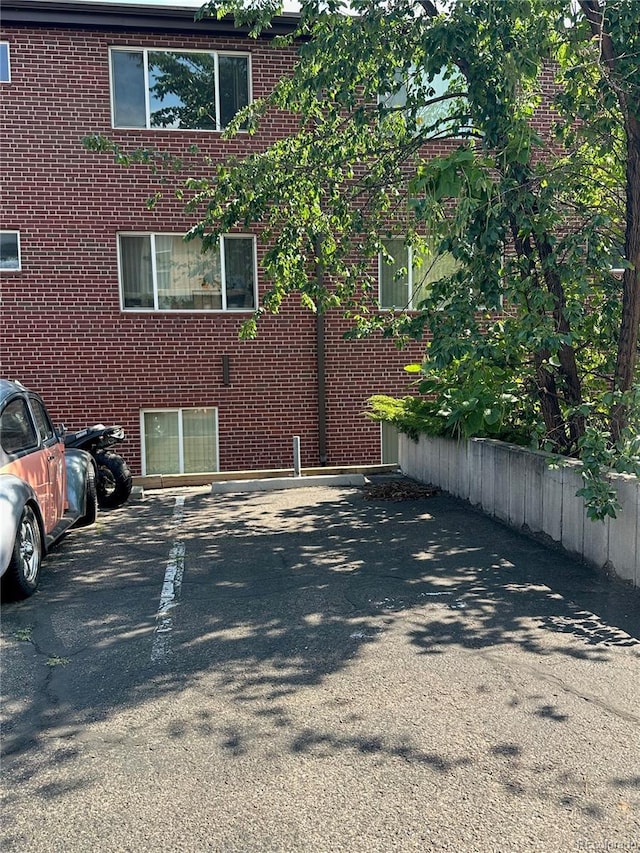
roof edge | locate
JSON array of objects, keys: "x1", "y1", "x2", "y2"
[{"x1": 0, "y1": 1, "x2": 301, "y2": 37}]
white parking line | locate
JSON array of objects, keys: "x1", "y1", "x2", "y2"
[{"x1": 151, "y1": 496, "x2": 186, "y2": 664}]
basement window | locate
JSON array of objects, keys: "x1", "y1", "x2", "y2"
[{"x1": 141, "y1": 408, "x2": 219, "y2": 475}]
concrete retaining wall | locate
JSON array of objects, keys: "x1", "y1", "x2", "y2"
[{"x1": 399, "y1": 434, "x2": 639, "y2": 588}]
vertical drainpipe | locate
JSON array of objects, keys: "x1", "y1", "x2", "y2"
[
  {"x1": 315, "y1": 235, "x2": 328, "y2": 466},
  {"x1": 317, "y1": 311, "x2": 328, "y2": 466}
]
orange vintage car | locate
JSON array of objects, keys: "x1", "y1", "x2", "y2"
[{"x1": 0, "y1": 379, "x2": 97, "y2": 598}]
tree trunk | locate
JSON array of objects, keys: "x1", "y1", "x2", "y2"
[
  {"x1": 509, "y1": 209, "x2": 572, "y2": 449},
  {"x1": 611, "y1": 113, "x2": 640, "y2": 440},
  {"x1": 579, "y1": 0, "x2": 640, "y2": 439},
  {"x1": 534, "y1": 351, "x2": 571, "y2": 450},
  {"x1": 533, "y1": 232, "x2": 585, "y2": 445}
]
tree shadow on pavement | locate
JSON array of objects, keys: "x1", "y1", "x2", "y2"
[{"x1": 1, "y1": 485, "x2": 639, "y2": 850}]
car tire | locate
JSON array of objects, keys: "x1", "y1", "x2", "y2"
[
  {"x1": 77, "y1": 467, "x2": 98, "y2": 527},
  {"x1": 95, "y1": 451, "x2": 132, "y2": 509},
  {"x1": 3, "y1": 505, "x2": 43, "y2": 599}
]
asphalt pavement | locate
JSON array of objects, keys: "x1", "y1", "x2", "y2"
[{"x1": 1, "y1": 479, "x2": 639, "y2": 852}]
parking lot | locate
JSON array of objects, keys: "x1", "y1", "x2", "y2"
[{"x1": 2, "y1": 482, "x2": 640, "y2": 852}]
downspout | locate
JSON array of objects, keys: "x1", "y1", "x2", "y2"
[
  {"x1": 317, "y1": 311, "x2": 328, "y2": 466},
  {"x1": 314, "y1": 235, "x2": 328, "y2": 466}
]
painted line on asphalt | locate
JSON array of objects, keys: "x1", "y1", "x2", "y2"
[{"x1": 151, "y1": 495, "x2": 186, "y2": 664}]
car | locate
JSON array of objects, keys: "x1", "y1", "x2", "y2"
[{"x1": 0, "y1": 379, "x2": 97, "y2": 599}]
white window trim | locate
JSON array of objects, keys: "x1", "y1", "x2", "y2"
[
  {"x1": 109, "y1": 46, "x2": 252, "y2": 133},
  {"x1": 214, "y1": 52, "x2": 221, "y2": 134},
  {"x1": 0, "y1": 42, "x2": 10, "y2": 83},
  {"x1": 1, "y1": 230, "x2": 21, "y2": 272},
  {"x1": 117, "y1": 232, "x2": 258, "y2": 313},
  {"x1": 140, "y1": 407, "x2": 219, "y2": 476}
]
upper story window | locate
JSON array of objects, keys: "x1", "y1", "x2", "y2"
[
  {"x1": 110, "y1": 48, "x2": 250, "y2": 131},
  {"x1": 118, "y1": 233, "x2": 256, "y2": 311},
  {"x1": 0, "y1": 43, "x2": 10, "y2": 83},
  {"x1": 381, "y1": 66, "x2": 471, "y2": 138},
  {"x1": 379, "y1": 238, "x2": 458, "y2": 310},
  {"x1": 0, "y1": 231, "x2": 21, "y2": 271}
]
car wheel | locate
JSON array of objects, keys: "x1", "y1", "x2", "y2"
[
  {"x1": 3, "y1": 505, "x2": 42, "y2": 599},
  {"x1": 77, "y1": 467, "x2": 98, "y2": 527}
]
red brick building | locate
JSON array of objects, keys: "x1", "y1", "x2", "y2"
[{"x1": 1, "y1": 0, "x2": 435, "y2": 477}]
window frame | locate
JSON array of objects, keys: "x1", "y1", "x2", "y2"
[
  {"x1": 378, "y1": 240, "x2": 423, "y2": 311},
  {"x1": 140, "y1": 407, "x2": 219, "y2": 476},
  {"x1": 0, "y1": 230, "x2": 21, "y2": 272},
  {"x1": 109, "y1": 46, "x2": 252, "y2": 132},
  {"x1": 117, "y1": 232, "x2": 258, "y2": 313},
  {"x1": 0, "y1": 42, "x2": 10, "y2": 83}
]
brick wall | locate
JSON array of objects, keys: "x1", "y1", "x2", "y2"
[{"x1": 0, "y1": 21, "x2": 427, "y2": 473}]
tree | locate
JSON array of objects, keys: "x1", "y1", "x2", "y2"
[
  {"x1": 87, "y1": 0, "x2": 640, "y2": 517},
  {"x1": 572, "y1": 0, "x2": 640, "y2": 443}
]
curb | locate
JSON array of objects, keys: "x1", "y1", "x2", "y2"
[{"x1": 211, "y1": 474, "x2": 366, "y2": 494}]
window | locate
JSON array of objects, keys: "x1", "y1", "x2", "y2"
[
  {"x1": 0, "y1": 43, "x2": 10, "y2": 83},
  {"x1": 381, "y1": 66, "x2": 471, "y2": 138},
  {"x1": 609, "y1": 245, "x2": 626, "y2": 278},
  {"x1": 118, "y1": 233, "x2": 256, "y2": 311},
  {"x1": 30, "y1": 397, "x2": 56, "y2": 444},
  {"x1": 141, "y1": 408, "x2": 218, "y2": 475},
  {"x1": 110, "y1": 48, "x2": 250, "y2": 131},
  {"x1": 379, "y1": 238, "x2": 458, "y2": 310},
  {"x1": 0, "y1": 398, "x2": 37, "y2": 456},
  {"x1": 0, "y1": 231, "x2": 21, "y2": 271}
]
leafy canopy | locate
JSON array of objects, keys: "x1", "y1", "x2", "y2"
[
  {"x1": 86, "y1": 0, "x2": 640, "y2": 518},
  {"x1": 195, "y1": 0, "x2": 639, "y2": 517}
]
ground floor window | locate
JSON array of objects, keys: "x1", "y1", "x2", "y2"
[
  {"x1": 379, "y1": 237, "x2": 458, "y2": 310},
  {"x1": 141, "y1": 408, "x2": 219, "y2": 475}
]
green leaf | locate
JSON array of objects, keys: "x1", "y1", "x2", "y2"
[{"x1": 484, "y1": 407, "x2": 502, "y2": 425}]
